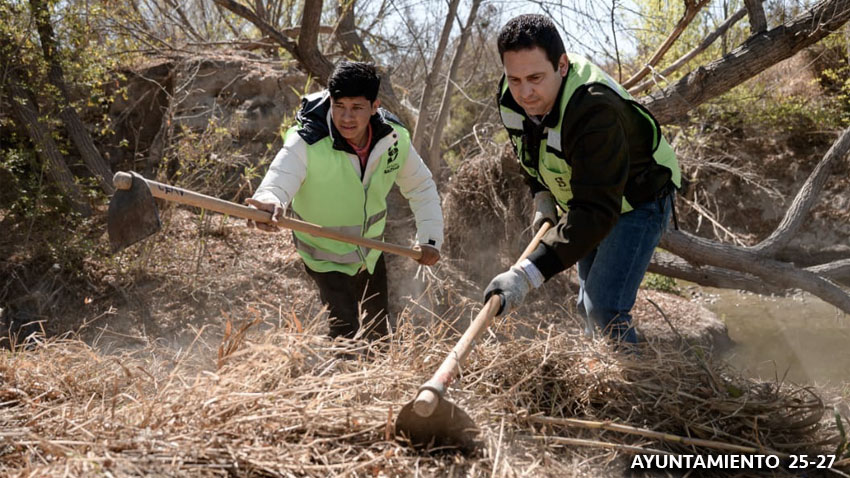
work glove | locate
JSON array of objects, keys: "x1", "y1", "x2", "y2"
[
  {"x1": 532, "y1": 191, "x2": 557, "y2": 231},
  {"x1": 413, "y1": 244, "x2": 441, "y2": 266},
  {"x1": 245, "y1": 198, "x2": 285, "y2": 232},
  {"x1": 484, "y1": 259, "x2": 543, "y2": 316}
]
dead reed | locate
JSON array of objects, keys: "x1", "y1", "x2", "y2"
[{"x1": 1, "y1": 309, "x2": 847, "y2": 478}]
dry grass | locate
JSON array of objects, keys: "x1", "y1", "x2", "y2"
[{"x1": 2, "y1": 312, "x2": 848, "y2": 477}]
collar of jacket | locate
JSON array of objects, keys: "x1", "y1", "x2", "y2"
[
  {"x1": 295, "y1": 91, "x2": 400, "y2": 153},
  {"x1": 498, "y1": 62, "x2": 571, "y2": 130}
]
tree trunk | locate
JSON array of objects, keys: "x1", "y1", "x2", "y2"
[
  {"x1": 750, "y1": 126, "x2": 850, "y2": 255},
  {"x1": 335, "y1": 1, "x2": 375, "y2": 63},
  {"x1": 649, "y1": 251, "x2": 786, "y2": 295},
  {"x1": 212, "y1": 0, "x2": 413, "y2": 126},
  {"x1": 426, "y1": 0, "x2": 482, "y2": 175},
  {"x1": 648, "y1": 123, "x2": 850, "y2": 310},
  {"x1": 643, "y1": 0, "x2": 850, "y2": 124},
  {"x1": 30, "y1": 0, "x2": 114, "y2": 194},
  {"x1": 660, "y1": 230, "x2": 850, "y2": 313},
  {"x1": 411, "y1": 0, "x2": 461, "y2": 153},
  {"x1": 6, "y1": 73, "x2": 92, "y2": 216},
  {"x1": 743, "y1": 0, "x2": 768, "y2": 33}
]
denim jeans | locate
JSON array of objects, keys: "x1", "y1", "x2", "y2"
[{"x1": 577, "y1": 193, "x2": 672, "y2": 344}]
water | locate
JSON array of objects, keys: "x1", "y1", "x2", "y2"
[{"x1": 696, "y1": 287, "x2": 850, "y2": 385}]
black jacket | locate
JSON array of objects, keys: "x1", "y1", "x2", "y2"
[{"x1": 502, "y1": 77, "x2": 673, "y2": 280}]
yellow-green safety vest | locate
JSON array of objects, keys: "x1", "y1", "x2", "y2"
[
  {"x1": 289, "y1": 123, "x2": 410, "y2": 276},
  {"x1": 499, "y1": 55, "x2": 681, "y2": 213}
]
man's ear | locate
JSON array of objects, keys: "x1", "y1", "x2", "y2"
[
  {"x1": 558, "y1": 54, "x2": 569, "y2": 77},
  {"x1": 371, "y1": 98, "x2": 381, "y2": 115}
]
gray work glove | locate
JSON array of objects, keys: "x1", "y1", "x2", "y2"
[
  {"x1": 532, "y1": 191, "x2": 557, "y2": 231},
  {"x1": 484, "y1": 265, "x2": 534, "y2": 316}
]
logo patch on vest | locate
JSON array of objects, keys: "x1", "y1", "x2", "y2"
[{"x1": 383, "y1": 143, "x2": 400, "y2": 173}]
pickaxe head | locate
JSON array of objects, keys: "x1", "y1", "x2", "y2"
[{"x1": 107, "y1": 171, "x2": 161, "y2": 252}]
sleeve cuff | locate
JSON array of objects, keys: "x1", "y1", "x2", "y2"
[
  {"x1": 251, "y1": 191, "x2": 285, "y2": 207},
  {"x1": 517, "y1": 259, "x2": 544, "y2": 288},
  {"x1": 415, "y1": 232, "x2": 442, "y2": 250},
  {"x1": 527, "y1": 243, "x2": 567, "y2": 281}
]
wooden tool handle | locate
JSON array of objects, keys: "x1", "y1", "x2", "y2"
[
  {"x1": 114, "y1": 172, "x2": 423, "y2": 261},
  {"x1": 412, "y1": 221, "x2": 553, "y2": 417}
]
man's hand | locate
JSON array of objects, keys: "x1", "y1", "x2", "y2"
[
  {"x1": 483, "y1": 265, "x2": 533, "y2": 316},
  {"x1": 532, "y1": 191, "x2": 557, "y2": 231},
  {"x1": 244, "y1": 198, "x2": 284, "y2": 232},
  {"x1": 414, "y1": 244, "x2": 440, "y2": 266}
]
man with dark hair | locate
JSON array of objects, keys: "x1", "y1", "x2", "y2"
[
  {"x1": 484, "y1": 14, "x2": 681, "y2": 345},
  {"x1": 248, "y1": 61, "x2": 443, "y2": 341}
]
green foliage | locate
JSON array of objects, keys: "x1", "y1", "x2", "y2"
[
  {"x1": 691, "y1": 39, "x2": 849, "y2": 138},
  {"x1": 641, "y1": 272, "x2": 681, "y2": 295},
  {"x1": 0, "y1": 146, "x2": 51, "y2": 219},
  {"x1": 0, "y1": 0, "x2": 134, "y2": 215},
  {"x1": 629, "y1": 0, "x2": 749, "y2": 87},
  {"x1": 836, "y1": 406, "x2": 850, "y2": 459},
  {"x1": 0, "y1": 133, "x2": 79, "y2": 221},
  {"x1": 817, "y1": 37, "x2": 850, "y2": 125},
  {"x1": 723, "y1": 90, "x2": 843, "y2": 133},
  {"x1": 0, "y1": 144, "x2": 97, "y2": 283}
]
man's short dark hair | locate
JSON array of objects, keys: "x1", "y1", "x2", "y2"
[
  {"x1": 328, "y1": 61, "x2": 380, "y2": 102},
  {"x1": 497, "y1": 14, "x2": 566, "y2": 70}
]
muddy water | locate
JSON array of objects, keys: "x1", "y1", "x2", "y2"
[{"x1": 696, "y1": 288, "x2": 850, "y2": 385}]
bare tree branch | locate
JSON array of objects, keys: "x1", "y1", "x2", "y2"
[
  {"x1": 660, "y1": 230, "x2": 850, "y2": 313},
  {"x1": 649, "y1": 251, "x2": 785, "y2": 295},
  {"x1": 807, "y1": 259, "x2": 850, "y2": 284},
  {"x1": 411, "y1": 0, "x2": 461, "y2": 152},
  {"x1": 426, "y1": 0, "x2": 482, "y2": 174},
  {"x1": 750, "y1": 126, "x2": 850, "y2": 255},
  {"x1": 163, "y1": 0, "x2": 206, "y2": 42},
  {"x1": 629, "y1": 5, "x2": 749, "y2": 95},
  {"x1": 212, "y1": 0, "x2": 299, "y2": 52},
  {"x1": 212, "y1": 0, "x2": 412, "y2": 126},
  {"x1": 643, "y1": 0, "x2": 850, "y2": 124},
  {"x1": 623, "y1": 0, "x2": 711, "y2": 89}
]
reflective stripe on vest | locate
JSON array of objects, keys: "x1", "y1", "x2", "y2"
[
  {"x1": 499, "y1": 54, "x2": 681, "y2": 214},
  {"x1": 290, "y1": 123, "x2": 410, "y2": 276},
  {"x1": 292, "y1": 234, "x2": 363, "y2": 264}
]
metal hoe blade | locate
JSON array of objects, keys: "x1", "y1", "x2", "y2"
[
  {"x1": 107, "y1": 172, "x2": 161, "y2": 252},
  {"x1": 395, "y1": 397, "x2": 479, "y2": 452}
]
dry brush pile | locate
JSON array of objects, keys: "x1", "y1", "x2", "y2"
[{"x1": 1, "y1": 311, "x2": 849, "y2": 477}]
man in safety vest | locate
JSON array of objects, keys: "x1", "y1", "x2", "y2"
[
  {"x1": 247, "y1": 61, "x2": 443, "y2": 340},
  {"x1": 484, "y1": 14, "x2": 681, "y2": 344}
]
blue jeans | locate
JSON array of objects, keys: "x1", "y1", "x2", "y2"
[{"x1": 577, "y1": 193, "x2": 672, "y2": 344}]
